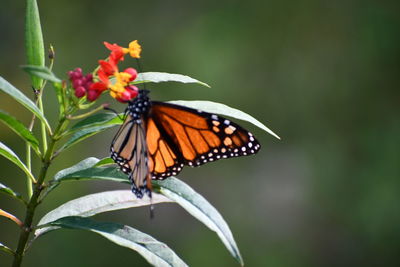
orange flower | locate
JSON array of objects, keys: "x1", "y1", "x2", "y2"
[
  {"x1": 98, "y1": 60, "x2": 117, "y2": 76},
  {"x1": 104, "y1": 40, "x2": 142, "y2": 61},
  {"x1": 108, "y1": 71, "x2": 136, "y2": 102},
  {"x1": 104, "y1": 42, "x2": 125, "y2": 64},
  {"x1": 82, "y1": 40, "x2": 142, "y2": 102}
]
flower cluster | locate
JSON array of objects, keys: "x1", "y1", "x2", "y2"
[
  {"x1": 68, "y1": 68, "x2": 93, "y2": 98},
  {"x1": 69, "y1": 40, "x2": 142, "y2": 102}
]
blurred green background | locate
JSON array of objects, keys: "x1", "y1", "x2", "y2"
[{"x1": 1, "y1": 0, "x2": 399, "y2": 266}]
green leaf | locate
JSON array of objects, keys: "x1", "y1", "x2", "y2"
[
  {"x1": 58, "y1": 124, "x2": 118, "y2": 153},
  {"x1": 0, "y1": 242, "x2": 15, "y2": 256},
  {"x1": 41, "y1": 157, "x2": 121, "y2": 201},
  {"x1": 153, "y1": 177, "x2": 244, "y2": 266},
  {"x1": 0, "y1": 76, "x2": 51, "y2": 133},
  {"x1": 35, "y1": 190, "x2": 171, "y2": 237},
  {"x1": 66, "y1": 113, "x2": 122, "y2": 135},
  {"x1": 0, "y1": 183, "x2": 25, "y2": 204},
  {"x1": 21, "y1": 65, "x2": 61, "y2": 84},
  {"x1": 94, "y1": 157, "x2": 115, "y2": 166},
  {"x1": 54, "y1": 157, "x2": 101, "y2": 180},
  {"x1": 168, "y1": 100, "x2": 280, "y2": 139},
  {"x1": 40, "y1": 157, "x2": 103, "y2": 201},
  {"x1": 0, "y1": 208, "x2": 23, "y2": 227},
  {"x1": 54, "y1": 165, "x2": 128, "y2": 183},
  {"x1": 44, "y1": 216, "x2": 188, "y2": 267},
  {"x1": 51, "y1": 165, "x2": 243, "y2": 265},
  {"x1": 0, "y1": 109, "x2": 41, "y2": 156},
  {"x1": 135, "y1": 72, "x2": 210, "y2": 88},
  {"x1": 25, "y1": 0, "x2": 45, "y2": 89},
  {"x1": 0, "y1": 142, "x2": 36, "y2": 183}
]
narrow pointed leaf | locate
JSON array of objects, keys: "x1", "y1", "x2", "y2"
[
  {"x1": 135, "y1": 72, "x2": 210, "y2": 88},
  {"x1": 66, "y1": 113, "x2": 122, "y2": 135},
  {"x1": 36, "y1": 190, "x2": 171, "y2": 237},
  {"x1": 25, "y1": 0, "x2": 45, "y2": 89},
  {"x1": 0, "y1": 242, "x2": 15, "y2": 255},
  {"x1": 0, "y1": 183, "x2": 25, "y2": 203},
  {"x1": 54, "y1": 165, "x2": 128, "y2": 183},
  {"x1": 153, "y1": 177, "x2": 244, "y2": 266},
  {"x1": 58, "y1": 124, "x2": 118, "y2": 153},
  {"x1": 0, "y1": 142, "x2": 36, "y2": 183},
  {"x1": 51, "y1": 165, "x2": 243, "y2": 265},
  {"x1": 94, "y1": 157, "x2": 115, "y2": 166},
  {"x1": 54, "y1": 157, "x2": 101, "y2": 180},
  {"x1": 45, "y1": 216, "x2": 188, "y2": 267},
  {"x1": 0, "y1": 208, "x2": 23, "y2": 227},
  {"x1": 168, "y1": 100, "x2": 280, "y2": 139},
  {"x1": 0, "y1": 76, "x2": 51, "y2": 133},
  {"x1": 0, "y1": 110, "x2": 41, "y2": 156},
  {"x1": 21, "y1": 65, "x2": 61, "y2": 84},
  {"x1": 41, "y1": 157, "x2": 117, "y2": 200}
]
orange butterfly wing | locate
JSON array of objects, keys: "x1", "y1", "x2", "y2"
[
  {"x1": 149, "y1": 102, "x2": 261, "y2": 171},
  {"x1": 146, "y1": 117, "x2": 184, "y2": 179},
  {"x1": 111, "y1": 91, "x2": 261, "y2": 198}
]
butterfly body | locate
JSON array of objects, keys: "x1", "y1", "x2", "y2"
[{"x1": 111, "y1": 90, "x2": 261, "y2": 198}]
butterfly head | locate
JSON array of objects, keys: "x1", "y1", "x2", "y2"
[
  {"x1": 138, "y1": 89, "x2": 150, "y2": 97},
  {"x1": 127, "y1": 89, "x2": 151, "y2": 120}
]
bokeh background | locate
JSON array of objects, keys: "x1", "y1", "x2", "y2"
[{"x1": 1, "y1": 0, "x2": 399, "y2": 266}]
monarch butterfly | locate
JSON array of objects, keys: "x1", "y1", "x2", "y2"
[{"x1": 111, "y1": 89, "x2": 261, "y2": 198}]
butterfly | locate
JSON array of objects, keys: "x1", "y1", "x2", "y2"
[{"x1": 110, "y1": 89, "x2": 261, "y2": 198}]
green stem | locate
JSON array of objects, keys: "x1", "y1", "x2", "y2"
[
  {"x1": 25, "y1": 144, "x2": 33, "y2": 198},
  {"x1": 37, "y1": 96, "x2": 47, "y2": 152},
  {"x1": 25, "y1": 94, "x2": 39, "y2": 199},
  {"x1": 12, "y1": 118, "x2": 67, "y2": 267},
  {"x1": 67, "y1": 103, "x2": 109, "y2": 120}
]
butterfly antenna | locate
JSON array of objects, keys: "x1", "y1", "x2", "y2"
[{"x1": 135, "y1": 58, "x2": 147, "y2": 91}]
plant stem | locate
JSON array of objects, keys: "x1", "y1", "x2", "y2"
[
  {"x1": 67, "y1": 103, "x2": 109, "y2": 120},
  {"x1": 25, "y1": 90, "x2": 40, "y2": 199},
  {"x1": 12, "y1": 118, "x2": 67, "y2": 267},
  {"x1": 25, "y1": 144, "x2": 33, "y2": 198},
  {"x1": 37, "y1": 96, "x2": 48, "y2": 152}
]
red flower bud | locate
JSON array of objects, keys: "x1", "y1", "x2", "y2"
[
  {"x1": 87, "y1": 89, "x2": 101, "y2": 102},
  {"x1": 124, "y1": 68, "x2": 138, "y2": 82},
  {"x1": 90, "y1": 82, "x2": 108, "y2": 92},
  {"x1": 74, "y1": 86, "x2": 86, "y2": 98},
  {"x1": 117, "y1": 90, "x2": 133, "y2": 103},
  {"x1": 85, "y1": 73, "x2": 93, "y2": 81},
  {"x1": 67, "y1": 71, "x2": 74, "y2": 79},
  {"x1": 125, "y1": 85, "x2": 139, "y2": 98},
  {"x1": 73, "y1": 79, "x2": 83, "y2": 89}
]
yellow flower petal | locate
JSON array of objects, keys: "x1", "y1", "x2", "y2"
[
  {"x1": 110, "y1": 83, "x2": 125, "y2": 93},
  {"x1": 128, "y1": 40, "x2": 142, "y2": 58},
  {"x1": 110, "y1": 91, "x2": 117, "y2": 98},
  {"x1": 116, "y1": 72, "x2": 131, "y2": 83}
]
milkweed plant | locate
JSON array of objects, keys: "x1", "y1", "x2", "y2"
[{"x1": 0, "y1": 1, "x2": 279, "y2": 266}]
